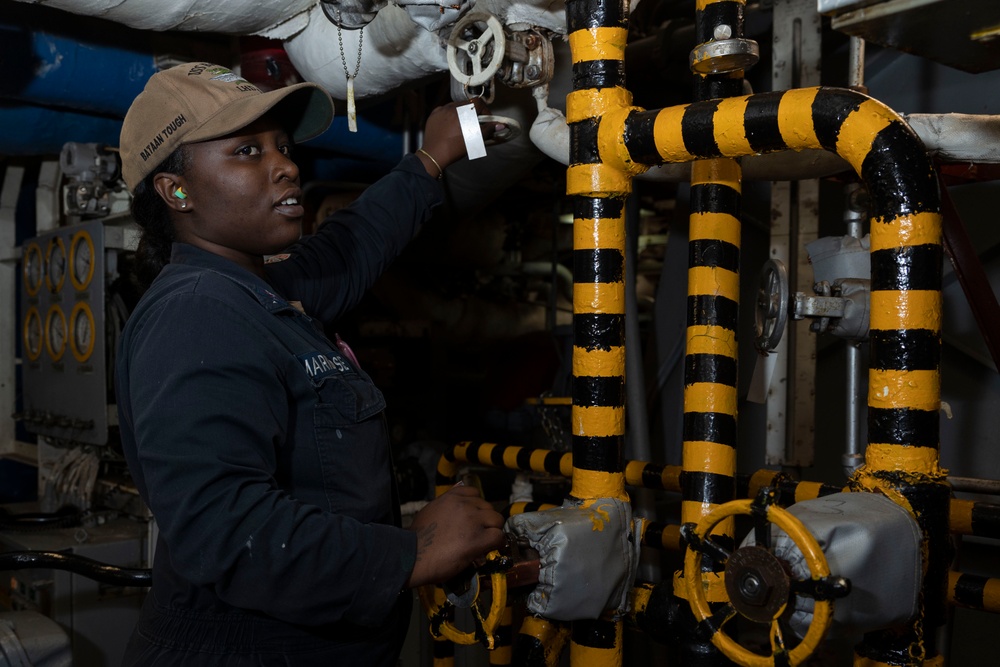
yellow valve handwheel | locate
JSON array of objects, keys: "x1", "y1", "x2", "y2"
[
  {"x1": 418, "y1": 549, "x2": 508, "y2": 649},
  {"x1": 681, "y1": 488, "x2": 850, "y2": 667}
]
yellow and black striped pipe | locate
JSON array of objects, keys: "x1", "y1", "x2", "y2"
[
  {"x1": 680, "y1": 157, "x2": 743, "y2": 546},
  {"x1": 564, "y1": 0, "x2": 631, "y2": 661},
  {"x1": 948, "y1": 571, "x2": 1000, "y2": 615},
  {"x1": 589, "y1": 85, "x2": 945, "y2": 661},
  {"x1": 950, "y1": 499, "x2": 1000, "y2": 539},
  {"x1": 514, "y1": 615, "x2": 572, "y2": 667}
]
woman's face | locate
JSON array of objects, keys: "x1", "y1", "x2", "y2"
[{"x1": 172, "y1": 114, "x2": 304, "y2": 274}]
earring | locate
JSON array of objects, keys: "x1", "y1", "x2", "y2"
[
  {"x1": 180, "y1": 202, "x2": 187, "y2": 208},
  {"x1": 174, "y1": 187, "x2": 187, "y2": 200}
]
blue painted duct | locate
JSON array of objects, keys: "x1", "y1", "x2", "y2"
[{"x1": 0, "y1": 24, "x2": 405, "y2": 164}]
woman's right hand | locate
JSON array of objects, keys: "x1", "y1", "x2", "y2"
[{"x1": 405, "y1": 484, "x2": 505, "y2": 588}]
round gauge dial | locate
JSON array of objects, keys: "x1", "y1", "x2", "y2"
[
  {"x1": 23, "y1": 243, "x2": 44, "y2": 297},
  {"x1": 70, "y1": 301, "x2": 96, "y2": 363},
  {"x1": 45, "y1": 305, "x2": 67, "y2": 361},
  {"x1": 22, "y1": 307, "x2": 42, "y2": 362},
  {"x1": 70, "y1": 230, "x2": 95, "y2": 291},
  {"x1": 45, "y1": 237, "x2": 67, "y2": 293}
]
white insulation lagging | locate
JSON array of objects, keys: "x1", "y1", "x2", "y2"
[
  {"x1": 10, "y1": 0, "x2": 316, "y2": 35},
  {"x1": 283, "y1": 4, "x2": 449, "y2": 100}
]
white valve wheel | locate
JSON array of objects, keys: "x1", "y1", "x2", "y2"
[
  {"x1": 447, "y1": 12, "x2": 506, "y2": 87},
  {"x1": 479, "y1": 114, "x2": 522, "y2": 146}
]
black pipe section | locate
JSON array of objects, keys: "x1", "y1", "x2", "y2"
[{"x1": 0, "y1": 551, "x2": 151, "y2": 587}]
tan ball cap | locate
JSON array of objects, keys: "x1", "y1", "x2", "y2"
[{"x1": 119, "y1": 62, "x2": 334, "y2": 192}]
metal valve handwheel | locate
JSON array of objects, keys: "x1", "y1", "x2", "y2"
[
  {"x1": 447, "y1": 12, "x2": 506, "y2": 87},
  {"x1": 680, "y1": 489, "x2": 850, "y2": 667},
  {"x1": 418, "y1": 549, "x2": 509, "y2": 649},
  {"x1": 754, "y1": 258, "x2": 789, "y2": 354}
]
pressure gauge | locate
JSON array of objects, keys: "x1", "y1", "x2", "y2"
[
  {"x1": 45, "y1": 305, "x2": 67, "y2": 361},
  {"x1": 23, "y1": 242, "x2": 44, "y2": 297},
  {"x1": 70, "y1": 230, "x2": 95, "y2": 291},
  {"x1": 45, "y1": 237, "x2": 67, "y2": 293},
  {"x1": 22, "y1": 307, "x2": 43, "y2": 362},
  {"x1": 70, "y1": 301, "x2": 96, "y2": 363}
]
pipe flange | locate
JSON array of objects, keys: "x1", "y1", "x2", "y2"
[
  {"x1": 690, "y1": 38, "x2": 760, "y2": 75},
  {"x1": 724, "y1": 545, "x2": 791, "y2": 624}
]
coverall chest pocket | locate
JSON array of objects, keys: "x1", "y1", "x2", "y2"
[{"x1": 311, "y1": 374, "x2": 392, "y2": 520}]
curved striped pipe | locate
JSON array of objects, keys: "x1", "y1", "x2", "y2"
[{"x1": 595, "y1": 86, "x2": 946, "y2": 663}]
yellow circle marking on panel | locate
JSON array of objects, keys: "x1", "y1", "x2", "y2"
[
  {"x1": 835, "y1": 99, "x2": 896, "y2": 173},
  {"x1": 69, "y1": 229, "x2": 96, "y2": 291},
  {"x1": 69, "y1": 300, "x2": 96, "y2": 363},
  {"x1": 689, "y1": 212, "x2": 742, "y2": 247},
  {"x1": 777, "y1": 88, "x2": 821, "y2": 151},
  {"x1": 864, "y1": 443, "x2": 942, "y2": 475},
  {"x1": 44, "y1": 304, "x2": 67, "y2": 361},
  {"x1": 686, "y1": 325, "x2": 739, "y2": 357},
  {"x1": 573, "y1": 346, "x2": 625, "y2": 377},
  {"x1": 22, "y1": 306, "x2": 43, "y2": 362},
  {"x1": 868, "y1": 369, "x2": 940, "y2": 411},
  {"x1": 690, "y1": 265, "x2": 740, "y2": 302},
  {"x1": 654, "y1": 106, "x2": 696, "y2": 163},
  {"x1": 870, "y1": 290, "x2": 941, "y2": 332},
  {"x1": 682, "y1": 441, "x2": 737, "y2": 477},
  {"x1": 574, "y1": 282, "x2": 626, "y2": 314},
  {"x1": 22, "y1": 242, "x2": 44, "y2": 297},
  {"x1": 870, "y1": 212, "x2": 942, "y2": 250},
  {"x1": 571, "y1": 469, "x2": 627, "y2": 502},
  {"x1": 567, "y1": 27, "x2": 628, "y2": 64},
  {"x1": 684, "y1": 382, "x2": 739, "y2": 415}
]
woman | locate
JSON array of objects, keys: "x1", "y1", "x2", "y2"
[{"x1": 115, "y1": 62, "x2": 505, "y2": 665}]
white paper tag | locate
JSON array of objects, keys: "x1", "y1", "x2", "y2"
[{"x1": 457, "y1": 103, "x2": 487, "y2": 160}]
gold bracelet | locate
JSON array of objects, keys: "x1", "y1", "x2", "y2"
[{"x1": 416, "y1": 148, "x2": 443, "y2": 180}]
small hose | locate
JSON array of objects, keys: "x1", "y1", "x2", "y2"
[{"x1": 0, "y1": 551, "x2": 151, "y2": 587}]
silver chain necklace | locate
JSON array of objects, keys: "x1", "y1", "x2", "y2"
[{"x1": 336, "y1": 9, "x2": 364, "y2": 133}]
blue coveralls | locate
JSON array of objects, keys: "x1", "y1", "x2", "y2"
[{"x1": 116, "y1": 155, "x2": 440, "y2": 665}]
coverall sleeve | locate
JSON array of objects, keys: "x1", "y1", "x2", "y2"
[
  {"x1": 122, "y1": 289, "x2": 416, "y2": 627},
  {"x1": 265, "y1": 154, "x2": 441, "y2": 324}
]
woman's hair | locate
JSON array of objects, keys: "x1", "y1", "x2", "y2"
[{"x1": 130, "y1": 147, "x2": 189, "y2": 288}]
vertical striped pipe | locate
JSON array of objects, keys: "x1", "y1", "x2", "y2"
[
  {"x1": 514, "y1": 615, "x2": 572, "y2": 667},
  {"x1": 681, "y1": 157, "x2": 742, "y2": 546},
  {"x1": 682, "y1": 0, "x2": 746, "y2": 550},
  {"x1": 565, "y1": 0, "x2": 632, "y2": 663}
]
